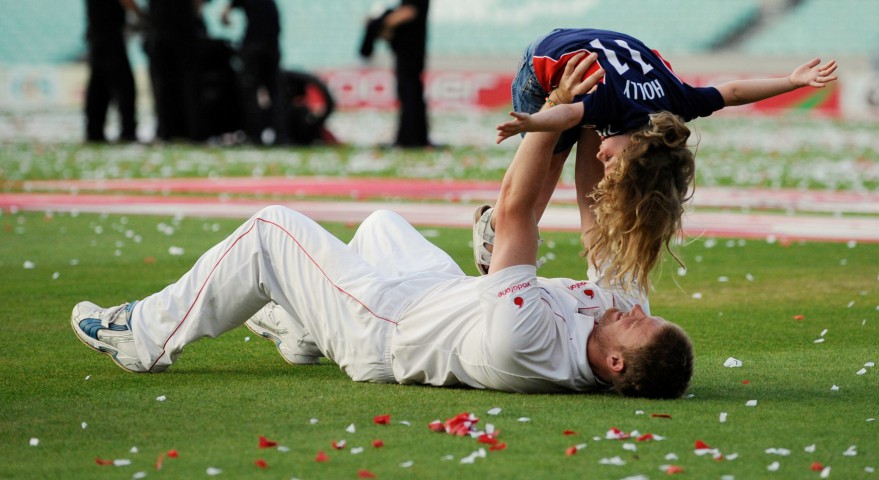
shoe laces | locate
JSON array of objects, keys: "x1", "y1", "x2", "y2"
[{"x1": 102, "y1": 302, "x2": 135, "y2": 329}]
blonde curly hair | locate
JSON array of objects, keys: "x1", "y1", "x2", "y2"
[{"x1": 585, "y1": 112, "x2": 695, "y2": 292}]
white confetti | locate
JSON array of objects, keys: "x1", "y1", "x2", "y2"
[
  {"x1": 868, "y1": 418, "x2": 876, "y2": 422},
  {"x1": 847, "y1": 300, "x2": 855, "y2": 308},
  {"x1": 677, "y1": 267, "x2": 687, "y2": 276},
  {"x1": 814, "y1": 338, "x2": 825, "y2": 344},
  {"x1": 244, "y1": 336, "x2": 250, "y2": 342},
  {"x1": 517, "y1": 417, "x2": 530, "y2": 422},
  {"x1": 622, "y1": 443, "x2": 637, "y2": 452},
  {"x1": 804, "y1": 444, "x2": 817, "y2": 453},
  {"x1": 309, "y1": 418, "x2": 319, "y2": 424},
  {"x1": 168, "y1": 246, "x2": 184, "y2": 256},
  {"x1": 85, "y1": 375, "x2": 91, "y2": 381},
  {"x1": 847, "y1": 240, "x2": 857, "y2": 248},
  {"x1": 133, "y1": 472, "x2": 147, "y2": 479},
  {"x1": 665, "y1": 453, "x2": 678, "y2": 461},
  {"x1": 206, "y1": 467, "x2": 222, "y2": 476},
  {"x1": 820, "y1": 466, "x2": 831, "y2": 478},
  {"x1": 767, "y1": 461, "x2": 780, "y2": 472},
  {"x1": 399, "y1": 420, "x2": 411, "y2": 426},
  {"x1": 865, "y1": 362, "x2": 875, "y2": 367},
  {"x1": 843, "y1": 445, "x2": 858, "y2": 456},
  {"x1": 723, "y1": 357, "x2": 743, "y2": 368},
  {"x1": 765, "y1": 448, "x2": 791, "y2": 456},
  {"x1": 441, "y1": 455, "x2": 455, "y2": 461},
  {"x1": 599, "y1": 456, "x2": 625, "y2": 466},
  {"x1": 156, "y1": 395, "x2": 166, "y2": 402},
  {"x1": 820, "y1": 329, "x2": 828, "y2": 337},
  {"x1": 346, "y1": 423, "x2": 356, "y2": 434},
  {"x1": 113, "y1": 459, "x2": 131, "y2": 466},
  {"x1": 23, "y1": 260, "x2": 35, "y2": 269},
  {"x1": 865, "y1": 466, "x2": 875, "y2": 473},
  {"x1": 487, "y1": 407, "x2": 502, "y2": 416},
  {"x1": 81, "y1": 422, "x2": 88, "y2": 429},
  {"x1": 350, "y1": 447, "x2": 364, "y2": 455},
  {"x1": 745, "y1": 400, "x2": 758, "y2": 407},
  {"x1": 719, "y1": 412, "x2": 728, "y2": 423},
  {"x1": 726, "y1": 453, "x2": 739, "y2": 460},
  {"x1": 856, "y1": 368, "x2": 867, "y2": 375},
  {"x1": 29, "y1": 438, "x2": 39, "y2": 447},
  {"x1": 691, "y1": 292, "x2": 703, "y2": 299},
  {"x1": 130, "y1": 446, "x2": 139, "y2": 453},
  {"x1": 52, "y1": 272, "x2": 60, "y2": 280},
  {"x1": 635, "y1": 410, "x2": 645, "y2": 415},
  {"x1": 718, "y1": 276, "x2": 729, "y2": 283},
  {"x1": 746, "y1": 273, "x2": 755, "y2": 282},
  {"x1": 277, "y1": 445, "x2": 290, "y2": 452},
  {"x1": 400, "y1": 461, "x2": 414, "y2": 468}
]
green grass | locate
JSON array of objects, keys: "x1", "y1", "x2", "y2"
[{"x1": 1, "y1": 210, "x2": 877, "y2": 479}]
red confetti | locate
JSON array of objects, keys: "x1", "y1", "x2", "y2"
[
  {"x1": 258, "y1": 435, "x2": 278, "y2": 449},
  {"x1": 636, "y1": 433, "x2": 655, "y2": 442},
  {"x1": 489, "y1": 442, "x2": 507, "y2": 452},
  {"x1": 608, "y1": 427, "x2": 632, "y2": 440},
  {"x1": 652, "y1": 413, "x2": 672, "y2": 419},
  {"x1": 565, "y1": 446, "x2": 578, "y2": 456},
  {"x1": 741, "y1": 380, "x2": 751, "y2": 385},
  {"x1": 793, "y1": 314, "x2": 805, "y2": 321},
  {"x1": 372, "y1": 439, "x2": 384, "y2": 448},
  {"x1": 96, "y1": 458, "x2": 113, "y2": 466},
  {"x1": 166, "y1": 449, "x2": 179, "y2": 458},
  {"x1": 811, "y1": 462, "x2": 824, "y2": 472},
  {"x1": 358, "y1": 469, "x2": 377, "y2": 479},
  {"x1": 254, "y1": 458, "x2": 268, "y2": 469},
  {"x1": 373, "y1": 414, "x2": 391, "y2": 425},
  {"x1": 694, "y1": 440, "x2": 711, "y2": 450},
  {"x1": 477, "y1": 433, "x2": 499, "y2": 445},
  {"x1": 155, "y1": 453, "x2": 164, "y2": 470},
  {"x1": 445, "y1": 412, "x2": 479, "y2": 436},
  {"x1": 428, "y1": 420, "x2": 445, "y2": 433},
  {"x1": 563, "y1": 430, "x2": 578, "y2": 436},
  {"x1": 331, "y1": 440, "x2": 347, "y2": 450},
  {"x1": 315, "y1": 451, "x2": 329, "y2": 462},
  {"x1": 666, "y1": 465, "x2": 685, "y2": 474}
]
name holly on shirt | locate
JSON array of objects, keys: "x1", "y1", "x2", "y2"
[{"x1": 623, "y1": 78, "x2": 665, "y2": 101}]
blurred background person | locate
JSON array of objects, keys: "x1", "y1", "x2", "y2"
[
  {"x1": 220, "y1": 0, "x2": 285, "y2": 145},
  {"x1": 84, "y1": 0, "x2": 141, "y2": 143},
  {"x1": 143, "y1": 0, "x2": 205, "y2": 142},
  {"x1": 361, "y1": 0, "x2": 432, "y2": 148}
]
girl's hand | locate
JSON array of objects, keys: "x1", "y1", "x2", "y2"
[
  {"x1": 789, "y1": 58, "x2": 838, "y2": 88},
  {"x1": 496, "y1": 111, "x2": 532, "y2": 144}
]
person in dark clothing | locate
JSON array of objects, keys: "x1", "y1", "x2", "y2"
[
  {"x1": 84, "y1": 0, "x2": 141, "y2": 143},
  {"x1": 360, "y1": 0, "x2": 431, "y2": 148},
  {"x1": 221, "y1": 0, "x2": 285, "y2": 145},
  {"x1": 143, "y1": 0, "x2": 204, "y2": 141}
]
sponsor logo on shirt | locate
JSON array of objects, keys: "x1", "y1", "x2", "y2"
[{"x1": 497, "y1": 281, "x2": 531, "y2": 298}]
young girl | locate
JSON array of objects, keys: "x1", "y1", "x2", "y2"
[{"x1": 475, "y1": 28, "x2": 837, "y2": 290}]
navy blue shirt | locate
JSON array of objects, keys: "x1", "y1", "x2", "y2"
[{"x1": 534, "y1": 29, "x2": 724, "y2": 136}]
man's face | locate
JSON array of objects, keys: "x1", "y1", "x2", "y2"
[{"x1": 593, "y1": 305, "x2": 665, "y2": 352}]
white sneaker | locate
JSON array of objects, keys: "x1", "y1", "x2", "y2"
[
  {"x1": 71, "y1": 301, "x2": 148, "y2": 373},
  {"x1": 472, "y1": 205, "x2": 495, "y2": 275},
  {"x1": 245, "y1": 303, "x2": 322, "y2": 365}
]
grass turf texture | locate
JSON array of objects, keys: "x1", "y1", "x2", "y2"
[{"x1": 1, "y1": 210, "x2": 876, "y2": 479}]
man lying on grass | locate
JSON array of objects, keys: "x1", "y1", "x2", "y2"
[{"x1": 71, "y1": 129, "x2": 693, "y2": 399}]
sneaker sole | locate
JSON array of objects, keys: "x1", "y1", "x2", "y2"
[
  {"x1": 245, "y1": 321, "x2": 321, "y2": 365},
  {"x1": 472, "y1": 204, "x2": 492, "y2": 275},
  {"x1": 70, "y1": 310, "x2": 146, "y2": 373}
]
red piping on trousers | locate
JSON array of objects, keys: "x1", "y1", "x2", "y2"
[{"x1": 148, "y1": 216, "x2": 398, "y2": 372}]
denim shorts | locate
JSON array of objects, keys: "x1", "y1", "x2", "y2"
[{"x1": 511, "y1": 30, "x2": 582, "y2": 154}]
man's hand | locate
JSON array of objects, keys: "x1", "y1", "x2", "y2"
[
  {"x1": 554, "y1": 52, "x2": 603, "y2": 104},
  {"x1": 789, "y1": 58, "x2": 838, "y2": 88},
  {"x1": 496, "y1": 112, "x2": 532, "y2": 144}
]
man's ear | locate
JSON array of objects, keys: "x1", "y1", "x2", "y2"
[{"x1": 606, "y1": 352, "x2": 625, "y2": 374}]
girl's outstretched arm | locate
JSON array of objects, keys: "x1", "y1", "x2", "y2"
[{"x1": 715, "y1": 58, "x2": 838, "y2": 107}]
